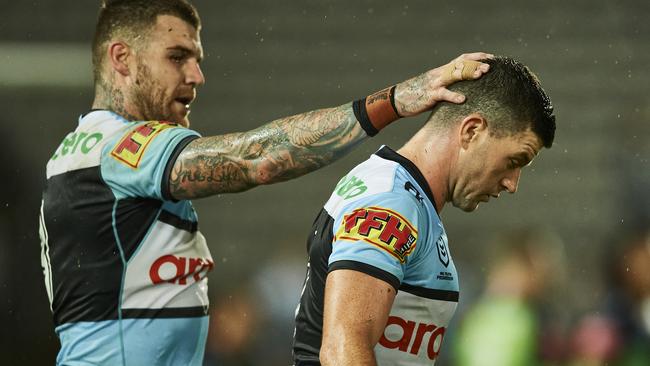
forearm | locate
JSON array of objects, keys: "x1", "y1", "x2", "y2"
[{"x1": 169, "y1": 103, "x2": 366, "y2": 199}]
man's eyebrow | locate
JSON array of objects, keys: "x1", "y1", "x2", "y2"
[
  {"x1": 514, "y1": 152, "x2": 534, "y2": 165},
  {"x1": 166, "y1": 45, "x2": 204, "y2": 62}
]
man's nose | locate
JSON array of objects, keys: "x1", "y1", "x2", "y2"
[
  {"x1": 501, "y1": 169, "x2": 521, "y2": 194},
  {"x1": 186, "y1": 61, "x2": 205, "y2": 86}
]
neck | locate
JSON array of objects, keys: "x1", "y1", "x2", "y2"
[
  {"x1": 92, "y1": 76, "x2": 139, "y2": 121},
  {"x1": 397, "y1": 128, "x2": 454, "y2": 213}
]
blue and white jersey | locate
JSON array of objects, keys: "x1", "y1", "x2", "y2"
[
  {"x1": 293, "y1": 146, "x2": 459, "y2": 365},
  {"x1": 39, "y1": 110, "x2": 212, "y2": 366}
]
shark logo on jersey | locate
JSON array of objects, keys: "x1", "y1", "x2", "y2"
[
  {"x1": 335, "y1": 206, "x2": 417, "y2": 263},
  {"x1": 436, "y1": 235, "x2": 450, "y2": 267}
]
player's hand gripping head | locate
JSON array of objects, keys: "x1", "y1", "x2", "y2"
[{"x1": 353, "y1": 53, "x2": 494, "y2": 136}]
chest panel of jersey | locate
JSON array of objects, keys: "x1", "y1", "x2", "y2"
[{"x1": 40, "y1": 111, "x2": 212, "y2": 365}]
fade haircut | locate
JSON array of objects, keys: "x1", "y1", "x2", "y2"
[
  {"x1": 92, "y1": 0, "x2": 201, "y2": 84},
  {"x1": 431, "y1": 56, "x2": 556, "y2": 148}
]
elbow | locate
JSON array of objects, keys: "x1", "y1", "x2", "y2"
[
  {"x1": 252, "y1": 157, "x2": 294, "y2": 186},
  {"x1": 319, "y1": 343, "x2": 336, "y2": 366},
  {"x1": 253, "y1": 167, "x2": 277, "y2": 186}
]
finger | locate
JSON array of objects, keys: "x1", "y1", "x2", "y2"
[
  {"x1": 436, "y1": 88, "x2": 466, "y2": 104},
  {"x1": 458, "y1": 52, "x2": 495, "y2": 61},
  {"x1": 441, "y1": 60, "x2": 487, "y2": 82},
  {"x1": 460, "y1": 60, "x2": 483, "y2": 79}
]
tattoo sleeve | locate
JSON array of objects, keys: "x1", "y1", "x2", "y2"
[{"x1": 169, "y1": 103, "x2": 367, "y2": 200}]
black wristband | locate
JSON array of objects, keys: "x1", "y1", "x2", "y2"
[
  {"x1": 353, "y1": 98, "x2": 380, "y2": 137},
  {"x1": 353, "y1": 85, "x2": 401, "y2": 137},
  {"x1": 389, "y1": 85, "x2": 400, "y2": 117}
]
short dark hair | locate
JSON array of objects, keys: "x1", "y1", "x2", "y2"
[
  {"x1": 92, "y1": 0, "x2": 201, "y2": 84},
  {"x1": 432, "y1": 56, "x2": 556, "y2": 148}
]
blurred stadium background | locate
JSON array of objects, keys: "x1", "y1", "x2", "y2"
[{"x1": 1, "y1": 0, "x2": 648, "y2": 365}]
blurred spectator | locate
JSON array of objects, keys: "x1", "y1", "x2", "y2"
[
  {"x1": 453, "y1": 228, "x2": 567, "y2": 366},
  {"x1": 204, "y1": 251, "x2": 306, "y2": 366},
  {"x1": 249, "y1": 253, "x2": 305, "y2": 366},
  {"x1": 569, "y1": 230, "x2": 650, "y2": 366},
  {"x1": 204, "y1": 289, "x2": 258, "y2": 366}
]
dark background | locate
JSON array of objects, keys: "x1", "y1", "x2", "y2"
[{"x1": 1, "y1": 0, "x2": 648, "y2": 364}]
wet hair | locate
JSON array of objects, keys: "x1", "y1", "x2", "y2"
[
  {"x1": 430, "y1": 56, "x2": 556, "y2": 148},
  {"x1": 92, "y1": 0, "x2": 200, "y2": 84}
]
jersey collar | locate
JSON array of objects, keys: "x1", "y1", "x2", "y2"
[{"x1": 375, "y1": 145, "x2": 437, "y2": 212}]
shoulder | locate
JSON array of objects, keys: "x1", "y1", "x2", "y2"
[
  {"x1": 325, "y1": 154, "x2": 412, "y2": 217},
  {"x1": 103, "y1": 120, "x2": 200, "y2": 168}
]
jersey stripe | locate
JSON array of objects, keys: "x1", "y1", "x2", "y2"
[
  {"x1": 399, "y1": 283, "x2": 459, "y2": 302},
  {"x1": 158, "y1": 210, "x2": 198, "y2": 232},
  {"x1": 39, "y1": 200, "x2": 54, "y2": 311},
  {"x1": 121, "y1": 306, "x2": 208, "y2": 319}
]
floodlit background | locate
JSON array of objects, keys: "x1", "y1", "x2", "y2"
[{"x1": 1, "y1": 1, "x2": 648, "y2": 365}]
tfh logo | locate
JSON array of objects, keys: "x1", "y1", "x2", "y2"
[
  {"x1": 337, "y1": 207, "x2": 417, "y2": 263},
  {"x1": 149, "y1": 255, "x2": 214, "y2": 285}
]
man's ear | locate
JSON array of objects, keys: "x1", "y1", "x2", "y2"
[
  {"x1": 107, "y1": 41, "x2": 132, "y2": 77},
  {"x1": 458, "y1": 113, "x2": 488, "y2": 150}
]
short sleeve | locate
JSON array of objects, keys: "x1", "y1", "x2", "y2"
[
  {"x1": 100, "y1": 121, "x2": 200, "y2": 200},
  {"x1": 328, "y1": 192, "x2": 422, "y2": 291}
]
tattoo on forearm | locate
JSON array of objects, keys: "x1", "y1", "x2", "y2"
[
  {"x1": 395, "y1": 72, "x2": 430, "y2": 116},
  {"x1": 169, "y1": 103, "x2": 367, "y2": 199}
]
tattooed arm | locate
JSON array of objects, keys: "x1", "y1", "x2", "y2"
[
  {"x1": 169, "y1": 103, "x2": 364, "y2": 199},
  {"x1": 169, "y1": 52, "x2": 494, "y2": 200}
]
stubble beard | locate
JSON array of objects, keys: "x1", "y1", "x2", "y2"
[{"x1": 130, "y1": 61, "x2": 170, "y2": 123}]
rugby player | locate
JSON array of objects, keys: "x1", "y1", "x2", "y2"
[
  {"x1": 37, "y1": 0, "x2": 492, "y2": 365},
  {"x1": 292, "y1": 56, "x2": 556, "y2": 365}
]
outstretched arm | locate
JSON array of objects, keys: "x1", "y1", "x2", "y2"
[
  {"x1": 169, "y1": 52, "x2": 493, "y2": 200},
  {"x1": 169, "y1": 104, "x2": 363, "y2": 198}
]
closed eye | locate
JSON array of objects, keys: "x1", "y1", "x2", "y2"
[{"x1": 169, "y1": 54, "x2": 186, "y2": 64}]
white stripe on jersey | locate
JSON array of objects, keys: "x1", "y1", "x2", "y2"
[{"x1": 39, "y1": 199, "x2": 54, "y2": 311}]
